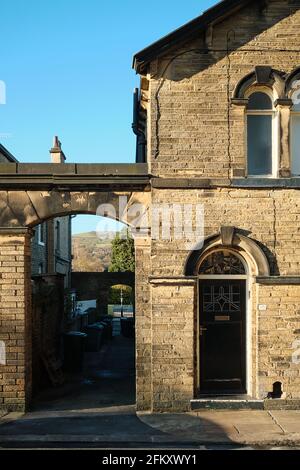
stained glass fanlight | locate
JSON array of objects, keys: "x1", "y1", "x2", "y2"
[{"x1": 198, "y1": 250, "x2": 246, "y2": 275}]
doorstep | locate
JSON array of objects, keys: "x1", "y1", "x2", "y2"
[
  {"x1": 191, "y1": 397, "x2": 264, "y2": 410},
  {"x1": 191, "y1": 397, "x2": 300, "y2": 411}
]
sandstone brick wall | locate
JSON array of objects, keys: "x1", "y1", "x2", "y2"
[
  {"x1": 135, "y1": 237, "x2": 152, "y2": 411},
  {"x1": 151, "y1": 188, "x2": 300, "y2": 277},
  {"x1": 146, "y1": 187, "x2": 300, "y2": 408},
  {"x1": 257, "y1": 284, "x2": 300, "y2": 399},
  {"x1": 150, "y1": 279, "x2": 196, "y2": 412},
  {"x1": 0, "y1": 232, "x2": 32, "y2": 412},
  {"x1": 136, "y1": 0, "x2": 300, "y2": 411},
  {"x1": 145, "y1": 0, "x2": 300, "y2": 177}
]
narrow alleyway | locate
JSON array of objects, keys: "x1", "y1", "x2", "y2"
[
  {"x1": 0, "y1": 323, "x2": 168, "y2": 446},
  {"x1": 32, "y1": 331, "x2": 136, "y2": 412}
]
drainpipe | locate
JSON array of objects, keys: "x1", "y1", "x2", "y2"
[{"x1": 132, "y1": 88, "x2": 146, "y2": 163}]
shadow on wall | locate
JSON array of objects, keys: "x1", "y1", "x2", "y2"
[{"x1": 155, "y1": 2, "x2": 295, "y2": 82}]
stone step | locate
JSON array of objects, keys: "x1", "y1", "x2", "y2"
[{"x1": 191, "y1": 398, "x2": 264, "y2": 411}]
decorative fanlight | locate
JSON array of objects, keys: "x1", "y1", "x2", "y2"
[{"x1": 199, "y1": 250, "x2": 246, "y2": 275}]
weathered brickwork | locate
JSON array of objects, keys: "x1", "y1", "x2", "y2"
[
  {"x1": 135, "y1": 0, "x2": 300, "y2": 411},
  {"x1": 0, "y1": 232, "x2": 32, "y2": 412},
  {"x1": 150, "y1": 279, "x2": 196, "y2": 412},
  {"x1": 150, "y1": 188, "x2": 300, "y2": 277},
  {"x1": 147, "y1": 1, "x2": 300, "y2": 177},
  {"x1": 135, "y1": 237, "x2": 152, "y2": 411},
  {"x1": 257, "y1": 285, "x2": 300, "y2": 399}
]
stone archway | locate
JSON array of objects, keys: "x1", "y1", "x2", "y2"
[{"x1": 0, "y1": 172, "x2": 151, "y2": 412}]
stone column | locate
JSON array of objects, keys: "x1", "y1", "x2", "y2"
[
  {"x1": 0, "y1": 229, "x2": 32, "y2": 412},
  {"x1": 135, "y1": 236, "x2": 152, "y2": 411},
  {"x1": 275, "y1": 99, "x2": 293, "y2": 177}
]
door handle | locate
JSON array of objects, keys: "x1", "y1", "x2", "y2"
[{"x1": 200, "y1": 326, "x2": 207, "y2": 336}]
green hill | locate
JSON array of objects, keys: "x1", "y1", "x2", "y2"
[{"x1": 72, "y1": 231, "x2": 115, "y2": 272}]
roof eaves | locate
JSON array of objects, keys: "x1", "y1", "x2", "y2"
[
  {"x1": 133, "y1": 0, "x2": 251, "y2": 73},
  {"x1": 0, "y1": 143, "x2": 19, "y2": 163}
]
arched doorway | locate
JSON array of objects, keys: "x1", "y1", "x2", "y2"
[
  {"x1": 185, "y1": 227, "x2": 271, "y2": 399},
  {"x1": 197, "y1": 249, "x2": 248, "y2": 395}
]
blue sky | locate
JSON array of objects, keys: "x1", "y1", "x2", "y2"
[{"x1": 0, "y1": 0, "x2": 217, "y2": 233}]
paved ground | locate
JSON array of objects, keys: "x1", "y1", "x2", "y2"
[
  {"x1": 138, "y1": 410, "x2": 300, "y2": 448},
  {"x1": 1, "y1": 332, "x2": 300, "y2": 449}
]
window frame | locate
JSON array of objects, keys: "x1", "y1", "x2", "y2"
[
  {"x1": 290, "y1": 90, "x2": 300, "y2": 176},
  {"x1": 245, "y1": 87, "x2": 279, "y2": 178},
  {"x1": 55, "y1": 220, "x2": 61, "y2": 253},
  {"x1": 38, "y1": 263, "x2": 44, "y2": 274},
  {"x1": 37, "y1": 223, "x2": 45, "y2": 246}
]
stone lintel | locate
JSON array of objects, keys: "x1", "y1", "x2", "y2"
[
  {"x1": 274, "y1": 98, "x2": 293, "y2": 108},
  {"x1": 231, "y1": 98, "x2": 249, "y2": 106},
  {"x1": 256, "y1": 276, "x2": 300, "y2": 285},
  {"x1": 232, "y1": 178, "x2": 300, "y2": 188},
  {"x1": 152, "y1": 178, "x2": 230, "y2": 189},
  {"x1": 0, "y1": 227, "x2": 34, "y2": 236},
  {"x1": 149, "y1": 276, "x2": 197, "y2": 286},
  {"x1": 152, "y1": 177, "x2": 300, "y2": 189}
]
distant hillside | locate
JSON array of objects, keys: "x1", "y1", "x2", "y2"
[{"x1": 72, "y1": 231, "x2": 116, "y2": 272}]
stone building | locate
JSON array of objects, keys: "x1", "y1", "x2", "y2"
[
  {"x1": 31, "y1": 138, "x2": 72, "y2": 287},
  {"x1": 0, "y1": 139, "x2": 72, "y2": 287},
  {"x1": 2, "y1": 0, "x2": 300, "y2": 414},
  {"x1": 132, "y1": 0, "x2": 300, "y2": 411}
]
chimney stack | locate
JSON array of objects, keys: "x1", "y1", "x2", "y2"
[{"x1": 50, "y1": 136, "x2": 66, "y2": 163}]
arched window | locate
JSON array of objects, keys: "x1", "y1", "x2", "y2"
[
  {"x1": 246, "y1": 91, "x2": 275, "y2": 176},
  {"x1": 291, "y1": 85, "x2": 300, "y2": 176},
  {"x1": 198, "y1": 250, "x2": 246, "y2": 275}
]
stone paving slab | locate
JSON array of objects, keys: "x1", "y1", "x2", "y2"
[
  {"x1": 138, "y1": 411, "x2": 300, "y2": 447},
  {"x1": 1, "y1": 409, "x2": 300, "y2": 448}
]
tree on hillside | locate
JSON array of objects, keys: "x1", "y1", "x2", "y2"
[{"x1": 108, "y1": 231, "x2": 135, "y2": 272}]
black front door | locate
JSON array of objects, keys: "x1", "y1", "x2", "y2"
[{"x1": 199, "y1": 279, "x2": 246, "y2": 395}]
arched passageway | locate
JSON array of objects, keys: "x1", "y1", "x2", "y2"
[{"x1": 0, "y1": 173, "x2": 151, "y2": 412}]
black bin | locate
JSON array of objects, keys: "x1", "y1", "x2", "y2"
[
  {"x1": 83, "y1": 324, "x2": 104, "y2": 352},
  {"x1": 120, "y1": 318, "x2": 135, "y2": 338},
  {"x1": 98, "y1": 318, "x2": 113, "y2": 341},
  {"x1": 63, "y1": 331, "x2": 87, "y2": 372}
]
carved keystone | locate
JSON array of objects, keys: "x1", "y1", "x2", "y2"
[{"x1": 220, "y1": 226, "x2": 235, "y2": 246}]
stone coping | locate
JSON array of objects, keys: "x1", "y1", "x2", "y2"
[
  {"x1": 0, "y1": 163, "x2": 149, "y2": 175},
  {"x1": 256, "y1": 276, "x2": 300, "y2": 285},
  {"x1": 152, "y1": 177, "x2": 300, "y2": 189},
  {"x1": 0, "y1": 163, "x2": 150, "y2": 190},
  {"x1": 149, "y1": 276, "x2": 197, "y2": 285}
]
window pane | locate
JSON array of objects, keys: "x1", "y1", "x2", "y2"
[
  {"x1": 248, "y1": 92, "x2": 272, "y2": 110},
  {"x1": 291, "y1": 88, "x2": 300, "y2": 111},
  {"x1": 291, "y1": 115, "x2": 300, "y2": 175},
  {"x1": 247, "y1": 115, "x2": 272, "y2": 175}
]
